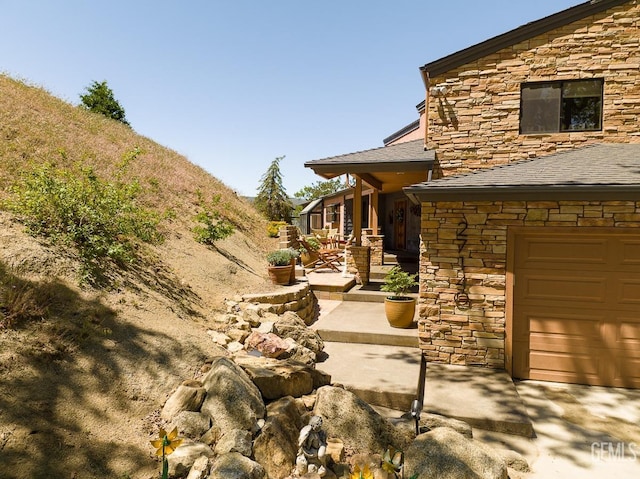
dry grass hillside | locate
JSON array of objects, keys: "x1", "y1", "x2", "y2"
[{"x1": 0, "y1": 74, "x2": 281, "y2": 478}]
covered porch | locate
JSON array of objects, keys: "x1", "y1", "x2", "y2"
[{"x1": 303, "y1": 139, "x2": 434, "y2": 282}]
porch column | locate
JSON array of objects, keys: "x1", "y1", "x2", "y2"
[
  {"x1": 370, "y1": 189, "x2": 379, "y2": 234},
  {"x1": 353, "y1": 175, "x2": 363, "y2": 245}
]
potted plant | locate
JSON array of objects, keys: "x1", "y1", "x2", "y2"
[
  {"x1": 380, "y1": 266, "x2": 418, "y2": 328},
  {"x1": 267, "y1": 249, "x2": 295, "y2": 285},
  {"x1": 298, "y1": 236, "x2": 321, "y2": 266},
  {"x1": 285, "y1": 247, "x2": 300, "y2": 283}
]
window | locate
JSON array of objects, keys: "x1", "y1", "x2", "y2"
[
  {"x1": 520, "y1": 79, "x2": 603, "y2": 134},
  {"x1": 326, "y1": 203, "x2": 339, "y2": 223}
]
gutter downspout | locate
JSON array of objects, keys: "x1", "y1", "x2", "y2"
[{"x1": 420, "y1": 68, "x2": 431, "y2": 151}]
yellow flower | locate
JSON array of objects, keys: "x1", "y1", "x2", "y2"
[
  {"x1": 381, "y1": 446, "x2": 404, "y2": 476},
  {"x1": 350, "y1": 463, "x2": 373, "y2": 479},
  {"x1": 151, "y1": 427, "x2": 183, "y2": 456}
]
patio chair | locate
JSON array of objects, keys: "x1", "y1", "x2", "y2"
[{"x1": 299, "y1": 235, "x2": 344, "y2": 273}]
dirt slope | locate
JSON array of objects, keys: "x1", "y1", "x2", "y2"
[{"x1": 0, "y1": 75, "x2": 282, "y2": 478}]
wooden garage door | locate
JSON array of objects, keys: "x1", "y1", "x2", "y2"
[{"x1": 512, "y1": 231, "x2": 640, "y2": 388}]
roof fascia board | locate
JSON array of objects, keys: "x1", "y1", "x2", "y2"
[
  {"x1": 309, "y1": 160, "x2": 434, "y2": 176},
  {"x1": 420, "y1": 0, "x2": 629, "y2": 78},
  {"x1": 383, "y1": 120, "x2": 420, "y2": 145}
]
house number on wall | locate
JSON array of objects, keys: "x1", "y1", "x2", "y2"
[{"x1": 456, "y1": 220, "x2": 470, "y2": 307}]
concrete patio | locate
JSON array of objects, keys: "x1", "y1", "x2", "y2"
[{"x1": 306, "y1": 273, "x2": 640, "y2": 478}]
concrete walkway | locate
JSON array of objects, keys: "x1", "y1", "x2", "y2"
[
  {"x1": 313, "y1": 299, "x2": 533, "y2": 436},
  {"x1": 313, "y1": 298, "x2": 640, "y2": 478}
]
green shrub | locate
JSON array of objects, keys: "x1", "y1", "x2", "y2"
[
  {"x1": 192, "y1": 193, "x2": 235, "y2": 245},
  {"x1": 5, "y1": 151, "x2": 162, "y2": 284},
  {"x1": 380, "y1": 266, "x2": 418, "y2": 299},
  {"x1": 266, "y1": 249, "x2": 295, "y2": 266}
]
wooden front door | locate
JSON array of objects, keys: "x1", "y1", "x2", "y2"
[{"x1": 393, "y1": 199, "x2": 407, "y2": 250}]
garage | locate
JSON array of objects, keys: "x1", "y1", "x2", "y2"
[{"x1": 512, "y1": 229, "x2": 640, "y2": 388}]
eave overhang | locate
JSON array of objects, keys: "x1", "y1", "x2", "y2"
[{"x1": 404, "y1": 184, "x2": 640, "y2": 204}]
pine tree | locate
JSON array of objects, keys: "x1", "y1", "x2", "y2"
[
  {"x1": 79, "y1": 80, "x2": 130, "y2": 126},
  {"x1": 255, "y1": 156, "x2": 293, "y2": 222}
]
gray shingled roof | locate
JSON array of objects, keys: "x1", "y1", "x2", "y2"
[
  {"x1": 405, "y1": 143, "x2": 640, "y2": 201},
  {"x1": 305, "y1": 139, "x2": 434, "y2": 175}
]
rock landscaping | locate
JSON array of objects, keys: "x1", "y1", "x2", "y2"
[{"x1": 153, "y1": 284, "x2": 525, "y2": 478}]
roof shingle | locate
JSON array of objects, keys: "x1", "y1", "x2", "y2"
[{"x1": 405, "y1": 143, "x2": 640, "y2": 201}]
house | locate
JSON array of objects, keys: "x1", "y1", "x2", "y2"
[{"x1": 306, "y1": 0, "x2": 640, "y2": 388}]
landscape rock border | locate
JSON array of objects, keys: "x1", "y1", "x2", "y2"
[{"x1": 153, "y1": 284, "x2": 526, "y2": 478}]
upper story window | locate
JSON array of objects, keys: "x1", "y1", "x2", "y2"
[{"x1": 520, "y1": 79, "x2": 603, "y2": 134}]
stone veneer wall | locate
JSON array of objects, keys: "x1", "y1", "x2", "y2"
[
  {"x1": 423, "y1": 2, "x2": 640, "y2": 174},
  {"x1": 419, "y1": 200, "x2": 640, "y2": 368},
  {"x1": 362, "y1": 232, "x2": 384, "y2": 266},
  {"x1": 346, "y1": 245, "x2": 371, "y2": 285}
]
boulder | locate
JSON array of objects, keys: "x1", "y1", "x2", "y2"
[
  {"x1": 235, "y1": 355, "x2": 315, "y2": 400},
  {"x1": 227, "y1": 328, "x2": 251, "y2": 344},
  {"x1": 313, "y1": 386, "x2": 412, "y2": 458},
  {"x1": 404, "y1": 427, "x2": 508, "y2": 479},
  {"x1": 209, "y1": 452, "x2": 266, "y2": 479},
  {"x1": 214, "y1": 429, "x2": 253, "y2": 457},
  {"x1": 227, "y1": 341, "x2": 245, "y2": 353},
  {"x1": 167, "y1": 442, "x2": 214, "y2": 478},
  {"x1": 172, "y1": 411, "x2": 211, "y2": 439},
  {"x1": 496, "y1": 449, "x2": 530, "y2": 473},
  {"x1": 161, "y1": 381, "x2": 207, "y2": 421},
  {"x1": 241, "y1": 308, "x2": 263, "y2": 327},
  {"x1": 200, "y1": 357, "x2": 266, "y2": 433},
  {"x1": 255, "y1": 321, "x2": 275, "y2": 334},
  {"x1": 308, "y1": 368, "x2": 332, "y2": 391},
  {"x1": 273, "y1": 312, "x2": 324, "y2": 354},
  {"x1": 253, "y1": 396, "x2": 305, "y2": 479},
  {"x1": 280, "y1": 338, "x2": 317, "y2": 365},
  {"x1": 245, "y1": 331, "x2": 290, "y2": 358},
  {"x1": 200, "y1": 424, "x2": 223, "y2": 446},
  {"x1": 420, "y1": 412, "x2": 473, "y2": 439},
  {"x1": 207, "y1": 330, "x2": 232, "y2": 346},
  {"x1": 186, "y1": 455, "x2": 210, "y2": 479}
]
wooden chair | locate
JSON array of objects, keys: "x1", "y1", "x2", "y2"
[{"x1": 299, "y1": 236, "x2": 344, "y2": 273}]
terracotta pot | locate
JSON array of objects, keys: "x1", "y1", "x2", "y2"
[
  {"x1": 268, "y1": 265, "x2": 293, "y2": 285},
  {"x1": 300, "y1": 251, "x2": 319, "y2": 267},
  {"x1": 384, "y1": 297, "x2": 416, "y2": 328}
]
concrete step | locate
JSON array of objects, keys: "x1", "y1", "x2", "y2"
[
  {"x1": 316, "y1": 342, "x2": 534, "y2": 437},
  {"x1": 313, "y1": 301, "x2": 419, "y2": 348},
  {"x1": 314, "y1": 299, "x2": 534, "y2": 438},
  {"x1": 342, "y1": 282, "x2": 419, "y2": 303},
  {"x1": 318, "y1": 341, "x2": 421, "y2": 411}
]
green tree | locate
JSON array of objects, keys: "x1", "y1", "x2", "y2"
[
  {"x1": 80, "y1": 80, "x2": 130, "y2": 126},
  {"x1": 294, "y1": 178, "x2": 343, "y2": 201},
  {"x1": 255, "y1": 156, "x2": 292, "y2": 223}
]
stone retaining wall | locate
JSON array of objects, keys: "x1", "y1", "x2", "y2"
[{"x1": 241, "y1": 282, "x2": 318, "y2": 325}]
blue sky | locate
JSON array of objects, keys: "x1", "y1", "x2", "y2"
[{"x1": 1, "y1": 0, "x2": 580, "y2": 196}]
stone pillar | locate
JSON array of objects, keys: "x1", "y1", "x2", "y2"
[
  {"x1": 278, "y1": 224, "x2": 298, "y2": 250},
  {"x1": 347, "y1": 245, "x2": 370, "y2": 285},
  {"x1": 364, "y1": 235, "x2": 384, "y2": 266}
]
